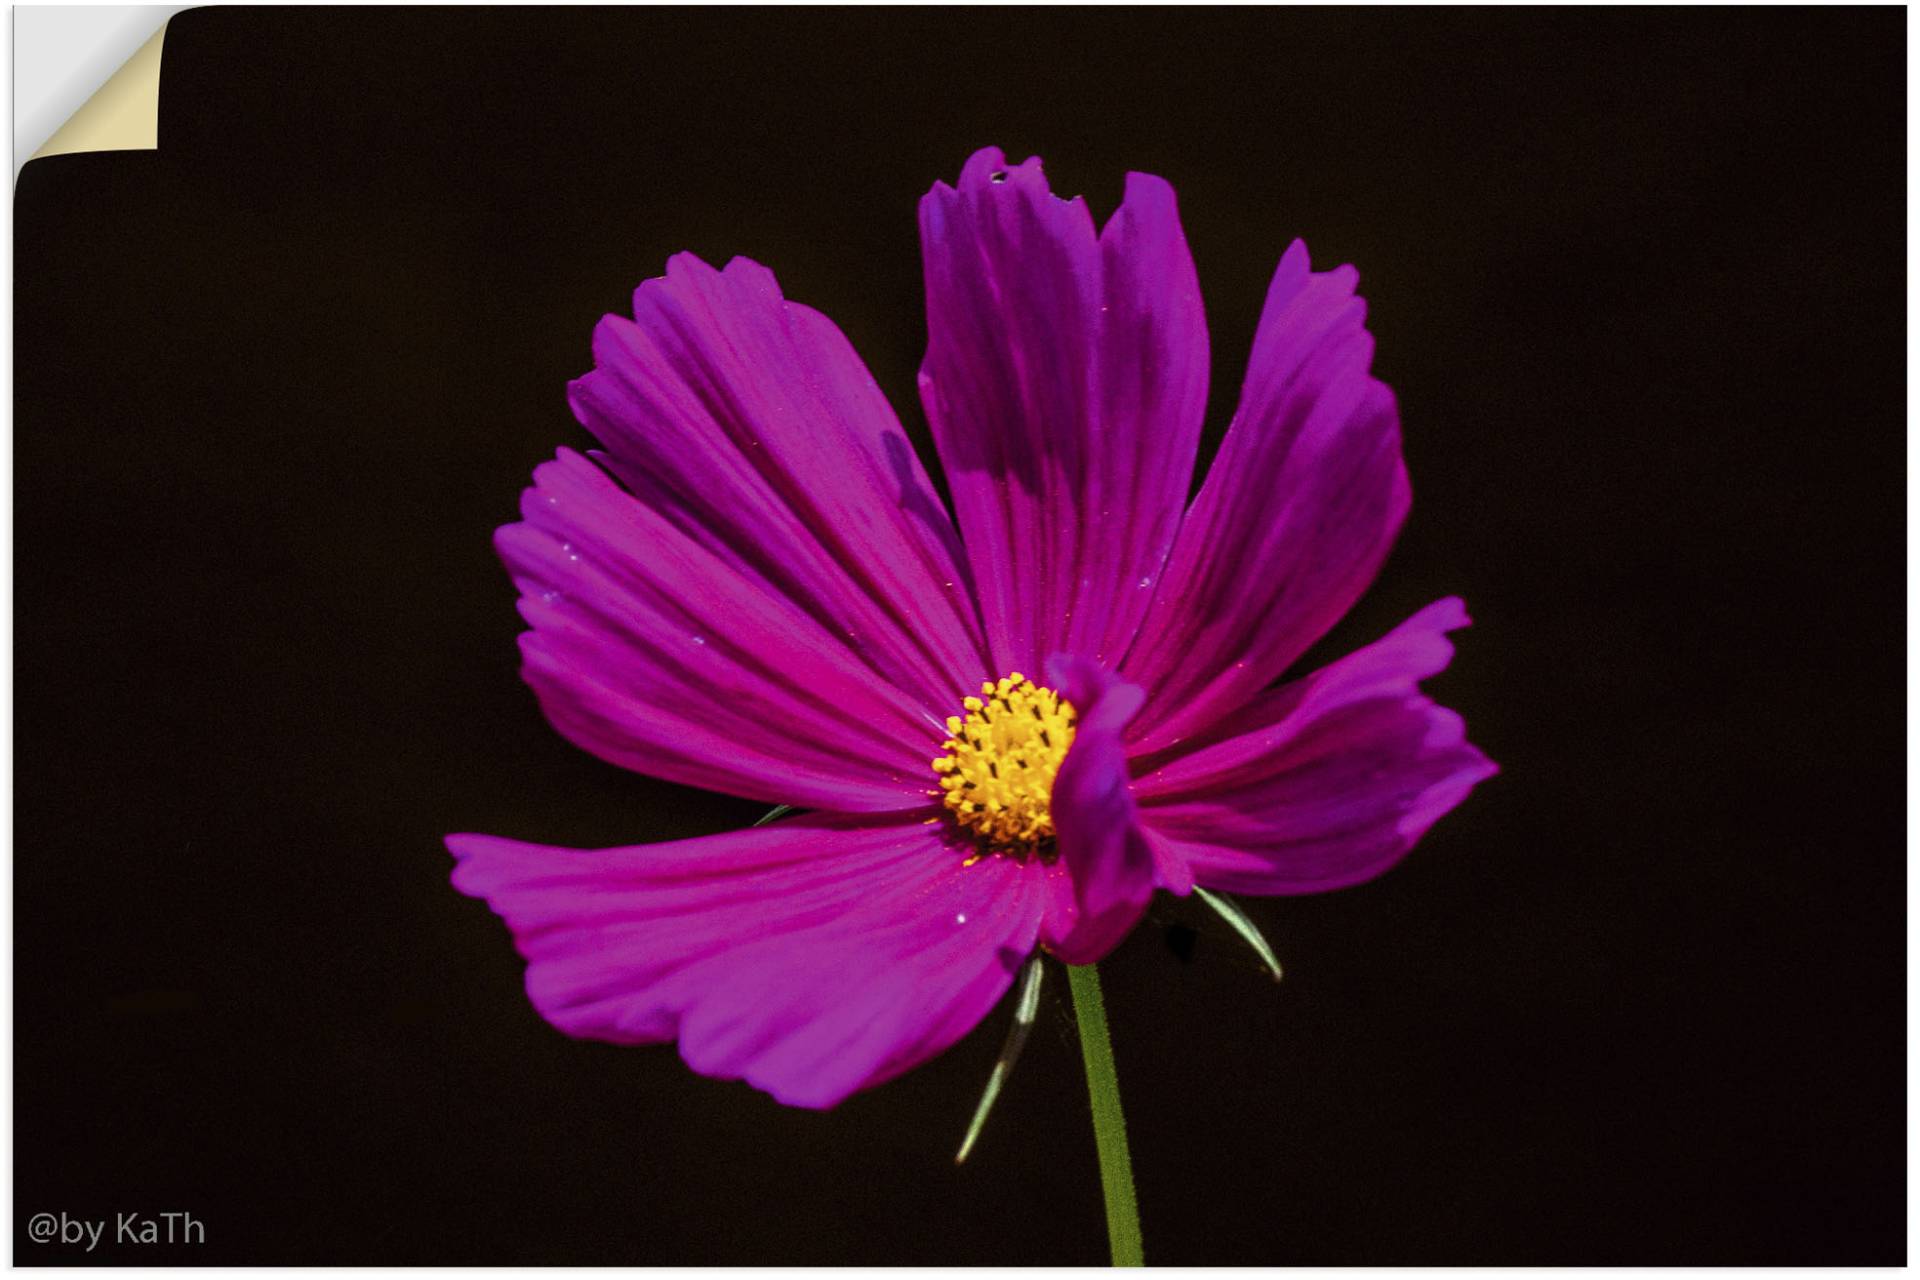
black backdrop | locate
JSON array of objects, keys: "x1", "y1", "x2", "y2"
[{"x1": 15, "y1": 6, "x2": 1904, "y2": 1265}]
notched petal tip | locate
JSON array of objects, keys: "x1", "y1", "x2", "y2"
[
  {"x1": 720, "y1": 254, "x2": 779, "y2": 286},
  {"x1": 659, "y1": 248, "x2": 721, "y2": 282},
  {"x1": 955, "y1": 144, "x2": 1047, "y2": 190},
  {"x1": 1410, "y1": 594, "x2": 1472, "y2": 635},
  {"x1": 444, "y1": 831, "x2": 544, "y2": 902},
  {"x1": 1111, "y1": 168, "x2": 1179, "y2": 222},
  {"x1": 1397, "y1": 746, "x2": 1500, "y2": 842},
  {"x1": 958, "y1": 144, "x2": 1008, "y2": 184},
  {"x1": 934, "y1": 146, "x2": 1095, "y2": 223}
]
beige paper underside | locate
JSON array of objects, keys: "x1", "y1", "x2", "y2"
[{"x1": 33, "y1": 19, "x2": 170, "y2": 162}]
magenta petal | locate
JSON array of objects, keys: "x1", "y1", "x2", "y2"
[
  {"x1": 568, "y1": 252, "x2": 988, "y2": 712},
  {"x1": 448, "y1": 812, "x2": 1044, "y2": 1109},
  {"x1": 500, "y1": 449, "x2": 941, "y2": 811},
  {"x1": 1040, "y1": 654, "x2": 1185, "y2": 963},
  {"x1": 918, "y1": 147, "x2": 1209, "y2": 675},
  {"x1": 1132, "y1": 598, "x2": 1497, "y2": 894},
  {"x1": 1122, "y1": 240, "x2": 1410, "y2": 753}
]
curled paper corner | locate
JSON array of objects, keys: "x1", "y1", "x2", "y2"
[{"x1": 18, "y1": 8, "x2": 185, "y2": 177}]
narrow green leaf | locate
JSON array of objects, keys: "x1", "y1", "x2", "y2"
[
  {"x1": 1194, "y1": 886, "x2": 1284, "y2": 982},
  {"x1": 954, "y1": 955, "x2": 1045, "y2": 1165},
  {"x1": 752, "y1": 804, "x2": 794, "y2": 827}
]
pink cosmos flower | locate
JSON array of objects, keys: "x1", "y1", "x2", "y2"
[{"x1": 448, "y1": 147, "x2": 1496, "y2": 1110}]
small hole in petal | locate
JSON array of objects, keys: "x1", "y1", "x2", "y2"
[{"x1": 989, "y1": 170, "x2": 1007, "y2": 183}]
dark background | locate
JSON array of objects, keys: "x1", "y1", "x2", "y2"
[{"x1": 15, "y1": 6, "x2": 1904, "y2": 1265}]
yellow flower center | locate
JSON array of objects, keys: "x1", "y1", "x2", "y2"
[{"x1": 932, "y1": 673, "x2": 1078, "y2": 852}]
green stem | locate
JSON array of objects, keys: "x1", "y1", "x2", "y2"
[{"x1": 1066, "y1": 962, "x2": 1143, "y2": 1267}]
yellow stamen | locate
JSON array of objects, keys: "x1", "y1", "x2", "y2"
[{"x1": 932, "y1": 672, "x2": 1077, "y2": 852}]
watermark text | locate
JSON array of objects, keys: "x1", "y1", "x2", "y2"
[{"x1": 26, "y1": 1212, "x2": 205, "y2": 1251}]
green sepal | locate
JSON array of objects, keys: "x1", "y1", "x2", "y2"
[
  {"x1": 1193, "y1": 886, "x2": 1284, "y2": 982},
  {"x1": 954, "y1": 954, "x2": 1045, "y2": 1164}
]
